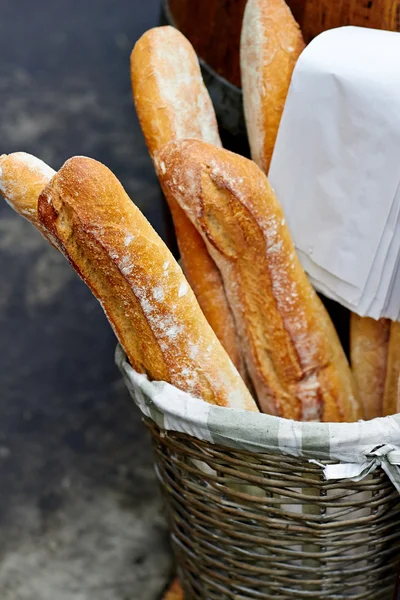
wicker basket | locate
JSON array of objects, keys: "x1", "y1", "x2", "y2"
[
  {"x1": 147, "y1": 420, "x2": 400, "y2": 599},
  {"x1": 116, "y1": 348, "x2": 400, "y2": 599}
]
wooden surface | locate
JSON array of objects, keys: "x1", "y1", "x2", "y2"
[
  {"x1": 169, "y1": 0, "x2": 400, "y2": 87},
  {"x1": 302, "y1": 0, "x2": 400, "y2": 41},
  {"x1": 287, "y1": 0, "x2": 307, "y2": 24},
  {"x1": 169, "y1": 0, "x2": 247, "y2": 87}
]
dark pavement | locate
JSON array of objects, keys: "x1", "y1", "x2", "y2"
[{"x1": 0, "y1": 2, "x2": 173, "y2": 598}]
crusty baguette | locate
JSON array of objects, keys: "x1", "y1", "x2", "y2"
[
  {"x1": 350, "y1": 315, "x2": 390, "y2": 420},
  {"x1": 37, "y1": 156, "x2": 257, "y2": 412},
  {"x1": 156, "y1": 139, "x2": 361, "y2": 422},
  {"x1": 131, "y1": 26, "x2": 221, "y2": 152},
  {"x1": 0, "y1": 152, "x2": 56, "y2": 241},
  {"x1": 240, "y1": 0, "x2": 305, "y2": 174},
  {"x1": 383, "y1": 321, "x2": 400, "y2": 416},
  {"x1": 131, "y1": 26, "x2": 246, "y2": 378}
]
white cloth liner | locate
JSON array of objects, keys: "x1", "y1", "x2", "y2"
[
  {"x1": 269, "y1": 26, "x2": 400, "y2": 319},
  {"x1": 116, "y1": 346, "x2": 400, "y2": 493}
]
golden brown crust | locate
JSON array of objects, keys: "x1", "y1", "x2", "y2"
[
  {"x1": 37, "y1": 156, "x2": 257, "y2": 412},
  {"x1": 350, "y1": 315, "x2": 390, "y2": 420},
  {"x1": 0, "y1": 152, "x2": 56, "y2": 241},
  {"x1": 383, "y1": 321, "x2": 400, "y2": 416},
  {"x1": 131, "y1": 26, "x2": 246, "y2": 378},
  {"x1": 166, "y1": 197, "x2": 245, "y2": 376},
  {"x1": 131, "y1": 26, "x2": 221, "y2": 154},
  {"x1": 157, "y1": 139, "x2": 360, "y2": 422},
  {"x1": 163, "y1": 578, "x2": 184, "y2": 600},
  {"x1": 240, "y1": 0, "x2": 305, "y2": 174}
]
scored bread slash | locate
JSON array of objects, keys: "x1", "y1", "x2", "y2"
[
  {"x1": 156, "y1": 139, "x2": 361, "y2": 422},
  {"x1": 131, "y1": 26, "x2": 247, "y2": 381},
  {"x1": 37, "y1": 155, "x2": 258, "y2": 412},
  {"x1": 240, "y1": 0, "x2": 305, "y2": 174}
]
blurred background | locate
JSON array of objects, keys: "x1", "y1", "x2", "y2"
[{"x1": 0, "y1": 1, "x2": 173, "y2": 599}]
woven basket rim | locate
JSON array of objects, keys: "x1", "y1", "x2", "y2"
[
  {"x1": 116, "y1": 345, "x2": 400, "y2": 453},
  {"x1": 115, "y1": 345, "x2": 399, "y2": 429},
  {"x1": 117, "y1": 346, "x2": 400, "y2": 492}
]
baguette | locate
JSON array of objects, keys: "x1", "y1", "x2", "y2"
[
  {"x1": 131, "y1": 27, "x2": 221, "y2": 152},
  {"x1": 383, "y1": 321, "x2": 400, "y2": 416},
  {"x1": 37, "y1": 155, "x2": 257, "y2": 412},
  {"x1": 131, "y1": 26, "x2": 246, "y2": 378},
  {"x1": 240, "y1": 0, "x2": 305, "y2": 174},
  {"x1": 156, "y1": 139, "x2": 360, "y2": 422},
  {"x1": 350, "y1": 315, "x2": 390, "y2": 420},
  {"x1": 0, "y1": 152, "x2": 56, "y2": 241}
]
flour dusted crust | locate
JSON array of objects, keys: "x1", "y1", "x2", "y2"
[
  {"x1": 350, "y1": 315, "x2": 390, "y2": 419},
  {"x1": 131, "y1": 26, "x2": 221, "y2": 154},
  {"x1": 383, "y1": 321, "x2": 400, "y2": 416},
  {"x1": 131, "y1": 26, "x2": 245, "y2": 377},
  {"x1": 38, "y1": 156, "x2": 257, "y2": 412},
  {"x1": 157, "y1": 140, "x2": 361, "y2": 422},
  {"x1": 0, "y1": 152, "x2": 55, "y2": 239},
  {"x1": 240, "y1": 0, "x2": 305, "y2": 174}
]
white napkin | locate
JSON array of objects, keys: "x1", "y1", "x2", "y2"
[{"x1": 269, "y1": 26, "x2": 400, "y2": 320}]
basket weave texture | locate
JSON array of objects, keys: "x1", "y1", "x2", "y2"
[{"x1": 146, "y1": 420, "x2": 400, "y2": 599}]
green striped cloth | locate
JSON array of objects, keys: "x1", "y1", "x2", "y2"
[{"x1": 116, "y1": 346, "x2": 400, "y2": 493}]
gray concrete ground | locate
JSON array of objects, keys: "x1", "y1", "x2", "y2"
[{"x1": 0, "y1": 1, "x2": 174, "y2": 598}]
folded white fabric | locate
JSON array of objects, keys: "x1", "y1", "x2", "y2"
[{"x1": 269, "y1": 26, "x2": 400, "y2": 320}]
